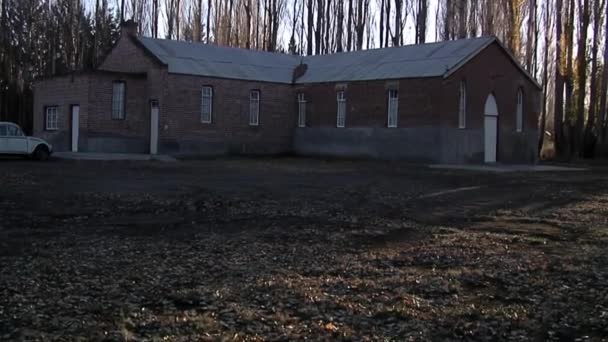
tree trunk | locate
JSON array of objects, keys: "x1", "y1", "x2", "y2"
[
  {"x1": 444, "y1": 0, "x2": 452, "y2": 40},
  {"x1": 206, "y1": 0, "x2": 211, "y2": 42},
  {"x1": 378, "y1": 0, "x2": 384, "y2": 48},
  {"x1": 385, "y1": 0, "x2": 390, "y2": 46},
  {"x1": 176, "y1": 0, "x2": 181, "y2": 40},
  {"x1": 554, "y1": 0, "x2": 565, "y2": 156},
  {"x1": 508, "y1": 0, "x2": 524, "y2": 60},
  {"x1": 563, "y1": 0, "x2": 575, "y2": 155},
  {"x1": 347, "y1": 0, "x2": 353, "y2": 50},
  {"x1": 585, "y1": 0, "x2": 602, "y2": 145},
  {"x1": 457, "y1": 0, "x2": 467, "y2": 38},
  {"x1": 538, "y1": 0, "x2": 551, "y2": 155},
  {"x1": 121, "y1": 0, "x2": 125, "y2": 22},
  {"x1": 245, "y1": 0, "x2": 252, "y2": 48},
  {"x1": 393, "y1": 0, "x2": 402, "y2": 46},
  {"x1": 324, "y1": 0, "x2": 331, "y2": 53},
  {"x1": 315, "y1": 0, "x2": 322, "y2": 54},
  {"x1": 193, "y1": 0, "x2": 202, "y2": 41},
  {"x1": 575, "y1": 0, "x2": 590, "y2": 156},
  {"x1": 416, "y1": 0, "x2": 427, "y2": 44},
  {"x1": 355, "y1": 0, "x2": 364, "y2": 50},
  {"x1": 307, "y1": 0, "x2": 314, "y2": 54},
  {"x1": 599, "y1": 0, "x2": 608, "y2": 142},
  {"x1": 336, "y1": 0, "x2": 344, "y2": 52},
  {"x1": 525, "y1": 0, "x2": 536, "y2": 71}
]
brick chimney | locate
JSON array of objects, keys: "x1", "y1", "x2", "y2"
[{"x1": 121, "y1": 19, "x2": 138, "y2": 37}]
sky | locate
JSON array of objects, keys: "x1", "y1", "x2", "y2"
[{"x1": 81, "y1": 0, "x2": 441, "y2": 50}]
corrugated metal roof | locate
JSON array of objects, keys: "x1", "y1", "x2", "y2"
[
  {"x1": 137, "y1": 36, "x2": 496, "y2": 84},
  {"x1": 138, "y1": 37, "x2": 300, "y2": 83},
  {"x1": 298, "y1": 37, "x2": 495, "y2": 83}
]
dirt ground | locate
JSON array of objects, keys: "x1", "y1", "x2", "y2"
[{"x1": 1, "y1": 157, "x2": 607, "y2": 341}]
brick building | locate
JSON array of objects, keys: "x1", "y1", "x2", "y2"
[{"x1": 33, "y1": 21, "x2": 541, "y2": 163}]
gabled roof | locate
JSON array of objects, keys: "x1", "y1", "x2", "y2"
[
  {"x1": 136, "y1": 36, "x2": 539, "y2": 88},
  {"x1": 296, "y1": 36, "x2": 495, "y2": 83},
  {"x1": 138, "y1": 37, "x2": 300, "y2": 84}
]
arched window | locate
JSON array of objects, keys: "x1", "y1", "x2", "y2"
[
  {"x1": 516, "y1": 88, "x2": 523, "y2": 132},
  {"x1": 459, "y1": 81, "x2": 466, "y2": 128}
]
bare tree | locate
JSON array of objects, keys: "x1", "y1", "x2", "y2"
[
  {"x1": 575, "y1": 0, "x2": 590, "y2": 155},
  {"x1": 600, "y1": 0, "x2": 608, "y2": 142},
  {"x1": 415, "y1": 0, "x2": 427, "y2": 44},
  {"x1": 307, "y1": 0, "x2": 313, "y2": 54},
  {"x1": 393, "y1": 0, "x2": 402, "y2": 45},
  {"x1": 538, "y1": 0, "x2": 552, "y2": 153},
  {"x1": 525, "y1": 0, "x2": 537, "y2": 71},
  {"x1": 554, "y1": 0, "x2": 565, "y2": 156},
  {"x1": 585, "y1": 0, "x2": 604, "y2": 146},
  {"x1": 347, "y1": 0, "x2": 353, "y2": 50},
  {"x1": 336, "y1": 0, "x2": 344, "y2": 51}
]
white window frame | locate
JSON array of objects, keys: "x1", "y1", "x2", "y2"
[
  {"x1": 297, "y1": 93, "x2": 306, "y2": 128},
  {"x1": 201, "y1": 86, "x2": 213, "y2": 123},
  {"x1": 458, "y1": 81, "x2": 467, "y2": 129},
  {"x1": 249, "y1": 90, "x2": 260, "y2": 126},
  {"x1": 112, "y1": 81, "x2": 126, "y2": 120},
  {"x1": 45, "y1": 106, "x2": 59, "y2": 131},
  {"x1": 516, "y1": 88, "x2": 523, "y2": 132},
  {"x1": 387, "y1": 89, "x2": 398, "y2": 128},
  {"x1": 336, "y1": 91, "x2": 346, "y2": 128}
]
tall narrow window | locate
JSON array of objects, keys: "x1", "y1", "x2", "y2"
[
  {"x1": 249, "y1": 90, "x2": 260, "y2": 126},
  {"x1": 336, "y1": 91, "x2": 346, "y2": 128},
  {"x1": 45, "y1": 106, "x2": 58, "y2": 130},
  {"x1": 297, "y1": 93, "x2": 306, "y2": 127},
  {"x1": 112, "y1": 81, "x2": 126, "y2": 120},
  {"x1": 387, "y1": 89, "x2": 398, "y2": 128},
  {"x1": 458, "y1": 81, "x2": 466, "y2": 128},
  {"x1": 516, "y1": 88, "x2": 524, "y2": 132},
  {"x1": 201, "y1": 86, "x2": 213, "y2": 123}
]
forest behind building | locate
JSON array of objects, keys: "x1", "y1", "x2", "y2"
[{"x1": 0, "y1": 0, "x2": 606, "y2": 158}]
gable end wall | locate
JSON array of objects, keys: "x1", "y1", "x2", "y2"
[{"x1": 439, "y1": 42, "x2": 540, "y2": 163}]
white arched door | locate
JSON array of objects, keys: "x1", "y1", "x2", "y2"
[{"x1": 484, "y1": 94, "x2": 498, "y2": 163}]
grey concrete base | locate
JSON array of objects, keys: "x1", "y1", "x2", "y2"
[
  {"x1": 159, "y1": 138, "x2": 291, "y2": 157},
  {"x1": 44, "y1": 132, "x2": 71, "y2": 153},
  {"x1": 54, "y1": 152, "x2": 176, "y2": 162},
  {"x1": 85, "y1": 136, "x2": 148, "y2": 154},
  {"x1": 294, "y1": 127, "x2": 538, "y2": 164},
  {"x1": 429, "y1": 164, "x2": 586, "y2": 172},
  {"x1": 294, "y1": 127, "x2": 441, "y2": 162},
  {"x1": 295, "y1": 127, "x2": 488, "y2": 163}
]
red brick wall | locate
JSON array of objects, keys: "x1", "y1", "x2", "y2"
[
  {"x1": 99, "y1": 36, "x2": 161, "y2": 74},
  {"x1": 33, "y1": 74, "x2": 90, "y2": 150},
  {"x1": 441, "y1": 42, "x2": 541, "y2": 131},
  {"x1": 33, "y1": 72, "x2": 149, "y2": 151},
  {"x1": 87, "y1": 74, "x2": 148, "y2": 138},
  {"x1": 33, "y1": 36, "x2": 540, "y2": 160},
  {"x1": 441, "y1": 42, "x2": 541, "y2": 162},
  {"x1": 160, "y1": 74, "x2": 295, "y2": 154},
  {"x1": 296, "y1": 78, "x2": 443, "y2": 128}
]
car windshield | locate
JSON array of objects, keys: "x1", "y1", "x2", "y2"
[{"x1": 0, "y1": 124, "x2": 7, "y2": 136}]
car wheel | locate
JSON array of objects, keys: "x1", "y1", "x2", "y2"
[{"x1": 33, "y1": 146, "x2": 50, "y2": 161}]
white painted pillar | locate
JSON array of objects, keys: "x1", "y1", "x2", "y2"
[{"x1": 150, "y1": 101, "x2": 159, "y2": 155}]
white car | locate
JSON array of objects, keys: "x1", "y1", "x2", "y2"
[{"x1": 0, "y1": 122, "x2": 53, "y2": 160}]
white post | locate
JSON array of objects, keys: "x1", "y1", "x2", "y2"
[
  {"x1": 150, "y1": 101, "x2": 159, "y2": 155},
  {"x1": 71, "y1": 105, "x2": 80, "y2": 152}
]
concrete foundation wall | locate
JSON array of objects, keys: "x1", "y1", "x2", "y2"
[
  {"x1": 438, "y1": 128, "x2": 484, "y2": 164},
  {"x1": 294, "y1": 126, "x2": 537, "y2": 164},
  {"x1": 295, "y1": 127, "x2": 442, "y2": 162},
  {"x1": 85, "y1": 135, "x2": 148, "y2": 154},
  {"x1": 159, "y1": 137, "x2": 289, "y2": 156},
  {"x1": 499, "y1": 130, "x2": 538, "y2": 163}
]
